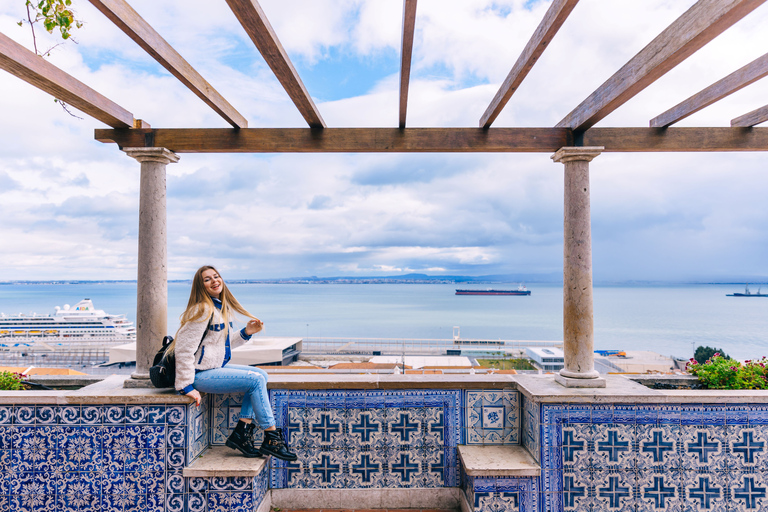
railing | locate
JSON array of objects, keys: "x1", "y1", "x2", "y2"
[{"x1": 302, "y1": 337, "x2": 562, "y2": 356}]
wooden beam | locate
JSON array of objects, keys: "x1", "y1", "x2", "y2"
[
  {"x1": 89, "y1": 0, "x2": 247, "y2": 129},
  {"x1": 96, "y1": 127, "x2": 572, "y2": 152},
  {"x1": 557, "y1": 0, "x2": 767, "y2": 131},
  {"x1": 583, "y1": 127, "x2": 768, "y2": 151},
  {"x1": 399, "y1": 0, "x2": 418, "y2": 129},
  {"x1": 651, "y1": 52, "x2": 768, "y2": 127},
  {"x1": 731, "y1": 104, "x2": 768, "y2": 127},
  {"x1": 0, "y1": 31, "x2": 133, "y2": 128},
  {"x1": 225, "y1": 0, "x2": 325, "y2": 129},
  {"x1": 480, "y1": 0, "x2": 579, "y2": 129},
  {"x1": 95, "y1": 126, "x2": 768, "y2": 153}
]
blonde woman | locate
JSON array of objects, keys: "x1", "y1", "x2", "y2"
[{"x1": 173, "y1": 265, "x2": 296, "y2": 461}]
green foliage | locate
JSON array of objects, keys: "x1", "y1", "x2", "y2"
[
  {"x1": 687, "y1": 354, "x2": 768, "y2": 390},
  {"x1": 477, "y1": 358, "x2": 536, "y2": 371},
  {"x1": 694, "y1": 345, "x2": 729, "y2": 365},
  {"x1": 20, "y1": 0, "x2": 83, "y2": 41},
  {"x1": 0, "y1": 371, "x2": 28, "y2": 391}
]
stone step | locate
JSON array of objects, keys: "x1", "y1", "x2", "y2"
[
  {"x1": 458, "y1": 445, "x2": 540, "y2": 477},
  {"x1": 183, "y1": 445, "x2": 269, "y2": 478}
]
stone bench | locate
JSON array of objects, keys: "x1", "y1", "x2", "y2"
[{"x1": 457, "y1": 445, "x2": 540, "y2": 512}]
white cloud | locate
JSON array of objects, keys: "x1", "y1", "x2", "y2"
[{"x1": 0, "y1": 1, "x2": 766, "y2": 281}]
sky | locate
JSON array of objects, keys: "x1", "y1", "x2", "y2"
[{"x1": 0, "y1": 0, "x2": 767, "y2": 282}]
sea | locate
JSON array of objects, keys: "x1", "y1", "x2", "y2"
[{"x1": 0, "y1": 282, "x2": 766, "y2": 361}]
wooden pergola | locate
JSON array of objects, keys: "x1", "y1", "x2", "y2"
[{"x1": 2, "y1": 0, "x2": 767, "y2": 387}]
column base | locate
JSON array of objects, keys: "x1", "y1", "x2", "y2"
[
  {"x1": 555, "y1": 373, "x2": 606, "y2": 388},
  {"x1": 124, "y1": 376, "x2": 156, "y2": 389}
]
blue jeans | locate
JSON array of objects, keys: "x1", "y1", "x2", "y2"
[{"x1": 193, "y1": 364, "x2": 275, "y2": 429}]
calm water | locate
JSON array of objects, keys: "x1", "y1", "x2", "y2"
[{"x1": 0, "y1": 282, "x2": 766, "y2": 360}]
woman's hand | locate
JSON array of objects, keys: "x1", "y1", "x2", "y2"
[
  {"x1": 245, "y1": 318, "x2": 263, "y2": 336},
  {"x1": 187, "y1": 389, "x2": 202, "y2": 407}
]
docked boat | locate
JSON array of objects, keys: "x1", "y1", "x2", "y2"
[
  {"x1": 0, "y1": 299, "x2": 136, "y2": 347},
  {"x1": 727, "y1": 284, "x2": 768, "y2": 297},
  {"x1": 456, "y1": 285, "x2": 531, "y2": 296}
]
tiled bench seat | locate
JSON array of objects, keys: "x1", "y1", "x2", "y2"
[{"x1": 458, "y1": 446, "x2": 540, "y2": 512}]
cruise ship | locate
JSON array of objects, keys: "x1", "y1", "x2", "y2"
[{"x1": 0, "y1": 299, "x2": 136, "y2": 348}]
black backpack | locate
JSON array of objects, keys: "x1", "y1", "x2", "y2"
[{"x1": 149, "y1": 314, "x2": 213, "y2": 388}]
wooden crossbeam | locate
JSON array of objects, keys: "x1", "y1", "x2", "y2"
[
  {"x1": 480, "y1": 0, "x2": 579, "y2": 129},
  {"x1": 731, "y1": 104, "x2": 768, "y2": 127},
  {"x1": 89, "y1": 0, "x2": 247, "y2": 128},
  {"x1": 96, "y1": 127, "x2": 572, "y2": 152},
  {"x1": 399, "y1": 0, "x2": 418, "y2": 129},
  {"x1": 651, "y1": 52, "x2": 768, "y2": 127},
  {"x1": 0, "y1": 31, "x2": 133, "y2": 128},
  {"x1": 94, "y1": 127, "x2": 768, "y2": 153},
  {"x1": 557, "y1": 0, "x2": 767, "y2": 131},
  {"x1": 225, "y1": 0, "x2": 325, "y2": 129}
]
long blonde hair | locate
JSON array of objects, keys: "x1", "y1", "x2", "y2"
[{"x1": 167, "y1": 265, "x2": 257, "y2": 355}]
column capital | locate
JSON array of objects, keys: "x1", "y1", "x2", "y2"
[
  {"x1": 123, "y1": 147, "x2": 180, "y2": 165},
  {"x1": 551, "y1": 146, "x2": 604, "y2": 164}
]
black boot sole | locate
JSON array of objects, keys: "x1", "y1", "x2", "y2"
[
  {"x1": 260, "y1": 446, "x2": 297, "y2": 462},
  {"x1": 226, "y1": 439, "x2": 262, "y2": 458}
]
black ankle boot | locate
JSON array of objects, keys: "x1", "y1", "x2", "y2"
[
  {"x1": 226, "y1": 420, "x2": 262, "y2": 458},
  {"x1": 260, "y1": 428, "x2": 297, "y2": 461}
]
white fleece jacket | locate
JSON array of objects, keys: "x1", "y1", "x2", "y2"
[{"x1": 174, "y1": 304, "x2": 251, "y2": 392}]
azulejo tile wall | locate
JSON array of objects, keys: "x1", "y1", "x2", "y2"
[
  {"x1": 269, "y1": 389, "x2": 463, "y2": 489},
  {"x1": 208, "y1": 388, "x2": 522, "y2": 492},
  {"x1": 542, "y1": 403, "x2": 768, "y2": 512},
  {"x1": 0, "y1": 399, "x2": 213, "y2": 512}
]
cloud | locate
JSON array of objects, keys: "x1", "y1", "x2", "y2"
[{"x1": 0, "y1": 1, "x2": 767, "y2": 282}]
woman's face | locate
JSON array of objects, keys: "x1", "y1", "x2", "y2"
[{"x1": 201, "y1": 269, "x2": 223, "y2": 298}]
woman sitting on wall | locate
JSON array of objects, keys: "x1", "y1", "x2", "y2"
[{"x1": 170, "y1": 265, "x2": 296, "y2": 461}]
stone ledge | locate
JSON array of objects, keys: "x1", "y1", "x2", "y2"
[
  {"x1": 458, "y1": 445, "x2": 540, "y2": 477},
  {"x1": 183, "y1": 446, "x2": 269, "y2": 478},
  {"x1": 270, "y1": 487, "x2": 462, "y2": 510}
]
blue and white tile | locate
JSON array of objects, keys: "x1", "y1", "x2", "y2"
[
  {"x1": 59, "y1": 406, "x2": 81, "y2": 425},
  {"x1": 591, "y1": 470, "x2": 636, "y2": 512},
  {"x1": 13, "y1": 406, "x2": 35, "y2": 425},
  {"x1": 636, "y1": 425, "x2": 680, "y2": 470},
  {"x1": 728, "y1": 469, "x2": 768, "y2": 512},
  {"x1": 636, "y1": 470, "x2": 682, "y2": 512},
  {"x1": 680, "y1": 470, "x2": 728, "y2": 512},
  {"x1": 591, "y1": 425, "x2": 636, "y2": 470},
  {"x1": 103, "y1": 405, "x2": 126, "y2": 424},
  {"x1": 560, "y1": 424, "x2": 591, "y2": 469},
  {"x1": 80, "y1": 406, "x2": 102, "y2": 425},
  {"x1": 679, "y1": 425, "x2": 727, "y2": 471},
  {"x1": 32, "y1": 406, "x2": 57, "y2": 425}
]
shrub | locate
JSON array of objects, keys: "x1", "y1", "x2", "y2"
[
  {"x1": 686, "y1": 354, "x2": 768, "y2": 390},
  {"x1": 694, "y1": 345, "x2": 730, "y2": 365},
  {"x1": 0, "y1": 370, "x2": 27, "y2": 390}
]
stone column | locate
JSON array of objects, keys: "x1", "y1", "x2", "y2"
[
  {"x1": 551, "y1": 147, "x2": 606, "y2": 388},
  {"x1": 123, "y1": 147, "x2": 179, "y2": 387}
]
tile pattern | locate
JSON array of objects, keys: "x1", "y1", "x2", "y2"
[
  {"x1": 187, "y1": 468, "x2": 268, "y2": 512},
  {"x1": 211, "y1": 393, "x2": 265, "y2": 446},
  {"x1": 0, "y1": 404, "x2": 193, "y2": 512},
  {"x1": 462, "y1": 468, "x2": 539, "y2": 512},
  {"x1": 269, "y1": 389, "x2": 462, "y2": 489},
  {"x1": 541, "y1": 403, "x2": 768, "y2": 512},
  {"x1": 521, "y1": 395, "x2": 540, "y2": 464},
  {"x1": 466, "y1": 390, "x2": 520, "y2": 445}
]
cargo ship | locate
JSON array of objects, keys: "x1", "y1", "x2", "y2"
[
  {"x1": 456, "y1": 285, "x2": 531, "y2": 296},
  {"x1": 727, "y1": 284, "x2": 767, "y2": 297}
]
